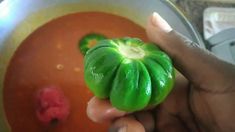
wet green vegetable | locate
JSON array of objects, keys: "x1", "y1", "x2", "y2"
[
  {"x1": 84, "y1": 38, "x2": 175, "y2": 112},
  {"x1": 79, "y1": 33, "x2": 106, "y2": 55}
]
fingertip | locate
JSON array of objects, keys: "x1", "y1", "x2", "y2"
[
  {"x1": 147, "y1": 12, "x2": 172, "y2": 35},
  {"x1": 87, "y1": 97, "x2": 126, "y2": 123},
  {"x1": 86, "y1": 97, "x2": 100, "y2": 122},
  {"x1": 109, "y1": 116, "x2": 145, "y2": 132},
  {"x1": 146, "y1": 12, "x2": 173, "y2": 47}
]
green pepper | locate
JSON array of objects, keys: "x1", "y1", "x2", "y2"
[
  {"x1": 79, "y1": 33, "x2": 107, "y2": 55},
  {"x1": 84, "y1": 38, "x2": 175, "y2": 112}
]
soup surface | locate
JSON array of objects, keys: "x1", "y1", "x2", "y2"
[{"x1": 4, "y1": 12, "x2": 147, "y2": 132}]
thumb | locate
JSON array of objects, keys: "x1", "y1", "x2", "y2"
[{"x1": 146, "y1": 12, "x2": 235, "y2": 92}]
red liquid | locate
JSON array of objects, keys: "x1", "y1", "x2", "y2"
[{"x1": 4, "y1": 12, "x2": 147, "y2": 132}]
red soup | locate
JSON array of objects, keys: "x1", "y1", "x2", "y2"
[{"x1": 4, "y1": 12, "x2": 148, "y2": 132}]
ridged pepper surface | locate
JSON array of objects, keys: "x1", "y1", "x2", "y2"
[{"x1": 84, "y1": 38, "x2": 175, "y2": 112}]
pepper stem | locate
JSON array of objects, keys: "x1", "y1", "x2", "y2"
[{"x1": 118, "y1": 44, "x2": 145, "y2": 59}]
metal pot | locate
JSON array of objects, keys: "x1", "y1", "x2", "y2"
[{"x1": 0, "y1": 0, "x2": 204, "y2": 131}]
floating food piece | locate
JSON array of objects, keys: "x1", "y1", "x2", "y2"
[
  {"x1": 56, "y1": 64, "x2": 64, "y2": 71},
  {"x1": 74, "y1": 67, "x2": 81, "y2": 72},
  {"x1": 79, "y1": 33, "x2": 107, "y2": 55},
  {"x1": 35, "y1": 86, "x2": 70, "y2": 126}
]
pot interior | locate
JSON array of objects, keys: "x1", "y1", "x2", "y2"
[{"x1": 0, "y1": 0, "x2": 204, "y2": 131}]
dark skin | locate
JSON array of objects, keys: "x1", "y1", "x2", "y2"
[{"x1": 86, "y1": 12, "x2": 235, "y2": 132}]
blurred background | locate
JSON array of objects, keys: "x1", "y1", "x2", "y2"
[
  {"x1": 170, "y1": 0, "x2": 235, "y2": 64},
  {"x1": 170, "y1": 0, "x2": 235, "y2": 35}
]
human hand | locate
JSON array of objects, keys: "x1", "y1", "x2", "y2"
[{"x1": 86, "y1": 12, "x2": 235, "y2": 132}]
